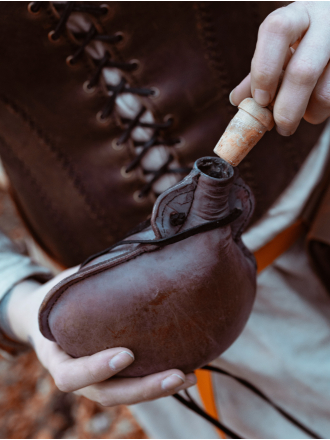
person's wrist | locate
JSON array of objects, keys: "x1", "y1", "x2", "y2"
[
  {"x1": 3, "y1": 267, "x2": 80, "y2": 350},
  {"x1": 5, "y1": 279, "x2": 42, "y2": 345}
]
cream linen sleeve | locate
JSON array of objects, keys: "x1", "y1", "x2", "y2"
[{"x1": 0, "y1": 230, "x2": 52, "y2": 357}]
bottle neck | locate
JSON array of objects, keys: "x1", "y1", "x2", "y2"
[{"x1": 184, "y1": 157, "x2": 234, "y2": 227}]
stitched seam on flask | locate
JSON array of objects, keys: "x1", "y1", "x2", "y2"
[{"x1": 233, "y1": 182, "x2": 253, "y2": 239}]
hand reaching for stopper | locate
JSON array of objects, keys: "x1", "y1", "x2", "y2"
[{"x1": 230, "y1": 1, "x2": 330, "y2": 136}]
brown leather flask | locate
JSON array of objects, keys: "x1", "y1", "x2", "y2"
[{"x1": 39, "y1": 157, "x2": 257, "y2": 377}]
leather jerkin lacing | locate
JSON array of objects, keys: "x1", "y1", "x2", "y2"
[{"x1": 30, "y1": 1, "x2": 190, "y2": 199}]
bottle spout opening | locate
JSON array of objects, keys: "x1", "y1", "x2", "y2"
[{"x1": 194, "y1": 157, "x2": 234, "y2": 181}]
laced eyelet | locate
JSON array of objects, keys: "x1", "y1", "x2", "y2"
[
  {"x1": 149, "y1": 87, "x2": 160, "y2": 99},
  {"x1": 114, "y1": 32, "x2": 124, "y2": 43},
  {"x1": 66, "y1": 55, "x2": 79, "y2": 67},
  {"x1": 164, "y1": 114, "x2": 174, "y2": 124},
  {"x1": 48, "y1": 30, "x2": 61, "y2": 43},
  {"x1": 112, "y1": 139, "x2": 124, "y2": 151},
  {"x1": 96, "y1": 111, "x2": 111, "y2": 124},
  {"x1": 129, "y1": 59, "x2": 141, "y2": 72},
  {"x1": 27, "y1": 2, "x2": 41, "y2": 14},
  {"x1": 114, "y1": 32, "x2": 128, "y2": 49},
  {"x1": 99, "y1": 4, "x2": 112, "y2": 18},
  {"x1": 133, "y1": 190, "x2": 147, "y2": 203},
  {"x1": 121, "y1": 166, "x2": 135, "y2": 179},
  {"x1": 83, "y1": 81, "x2": 96, "y2": 94},
  {"x1": 175, "y1": 137, "x2": 186, "y2": 148}
]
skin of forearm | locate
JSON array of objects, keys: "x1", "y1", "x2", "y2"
[
  {"x1": 5, "y1": 266, "x2": 78, "y2": 345},
  {"x1": 5, "y1": 279, "x2": 43, "y2": 344}
]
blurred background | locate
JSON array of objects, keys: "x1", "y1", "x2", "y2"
[{"x1": 0, "y1": 160, "x2": 147, "y2": 439}]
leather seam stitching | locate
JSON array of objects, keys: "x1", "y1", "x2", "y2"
[
  {"x1": 0, "y1": 94, "x2": 111, "y2": 233},
  {"x1": 233, "y1": 182, "x2": 253, "y2": 239},
  {"x1": 194, "y1": 1, "x2": 234, "y2": 117},
  {"x1": 0, "y1": 134, "x2": 80, "y2": 259},
  {"x1": 160, "y1": 188, "x2": 196, "y2": 236}
]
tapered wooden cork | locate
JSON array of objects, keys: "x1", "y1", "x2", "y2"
[{"x1": 214, "y1": 98, "x2": 275, "y2": 167}]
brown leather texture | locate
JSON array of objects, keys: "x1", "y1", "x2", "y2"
[
  {"x1": 0, "y1": 2, "x2": 325, "y2": 267},
  {"x1": 39, "y1": 157, "x2": 256, "y2": 377}
]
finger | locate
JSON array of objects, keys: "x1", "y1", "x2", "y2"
[
  {"x1": 274, "y1": 25, "x2": 330, "y2": 135},
  {"x1": 230, "y1": 48, "x2": 293, "y2": 107},
  {"x1": 145, "y1": 372, "x2": 198, "y2": 403},
  {"x1": 168, "y1": 372, "x2": 197, "y2": 394},
  {"x1": 304, "y1": 62, "x2": 330, "y2": 124},
  {"x1": 46, "y1": 344, "x2": 135, "y2": 393},
  {"x1": 251, "y1": 4, "x2": 310, "y2": 107},
  {"x1": 283, "y1": 46, "x2": 295, "y2": 70},
  {"x1": 78, "y1": 370, "x2": 197, "y2": 407},
  {"x1": 230, "y1": 73, "x2": 251, "y2": 106}
]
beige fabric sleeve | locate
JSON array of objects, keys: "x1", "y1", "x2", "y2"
[
  {"x1": 0, "y1": 230, "x2": 52, "y2": 302},
  {"x1": 0, "y1": 230, "x2": 52, "y2": 357}
]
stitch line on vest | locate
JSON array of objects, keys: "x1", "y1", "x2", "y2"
[
  {"x1": 0, "y1": 134, "x2": 81, "y2": 261},
  {"x1": 0, "y1": 94, "x2": 112, "y2": 235},
  {"x1": 194, "y1": 2, "x2": 234, "y2": 117}
]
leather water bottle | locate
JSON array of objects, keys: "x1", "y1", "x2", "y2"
[{"x1": 39, "y1": 157, "x2": 256, "y2": 377}]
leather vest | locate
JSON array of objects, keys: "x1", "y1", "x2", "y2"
[{"x1": 0, "y1": 2, "x2": 325, "y2": 266}]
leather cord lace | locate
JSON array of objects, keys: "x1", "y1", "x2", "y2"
[
  {"x1": 80, "y1": 207, "x2": 243, "y2": 267},
  {"x1": 174, "y1": 390, "x2": 242, "y2": 439},
  {"x1": 174, "y1": 365, "x2": 322, "y2": 439},
  {"x1": 30, "y1": 1, "x2": 188, "y2": 199}
]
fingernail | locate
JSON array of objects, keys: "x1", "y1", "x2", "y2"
[
  {"x1": 229, "y1": 90, "x2": 236, "y2": 106},
  {"x1": 254, "y1": 89, "x2": 270, "y2": 106},
  {"x1": 276, "y1": 126, "x2": 291, "y2": 136},
  {"x1": 175, "y1": 374, "x2": 198, "y2": 391},
  {"x1": 187, "y1": 374, "x2": 197, "y2": 386},
  {"x1": 109, "y1": 351, "x2": 134, "y2": 371},
  {"x1": 161, "y1": 374, "x2": 185, "y2": 391}
]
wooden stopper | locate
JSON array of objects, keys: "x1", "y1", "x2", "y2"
[{"x1": 214, "y1": 98, "x2": 275, "y2": 167}]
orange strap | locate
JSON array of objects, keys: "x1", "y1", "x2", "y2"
[
  {"x1": 196, "y1": 219, "x2": 305, "y2": 438},
  {"x1": 195, "y1": 369, "x2": 226, "y2": 438},
  {"x1": 254, "y1": 220, "x2": 305, "y2": 274}
]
